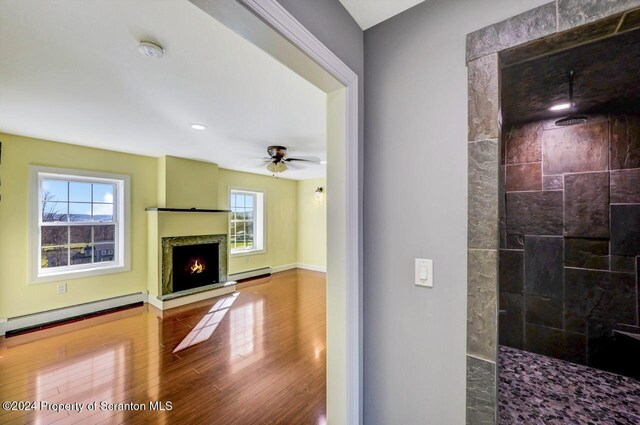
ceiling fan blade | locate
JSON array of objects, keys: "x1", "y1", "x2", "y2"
[
  {"x1": 284, "y1": 156, "x2": 321, "y2": 163},
  {"x1": 285, "y1": 161, "x2": 303, "y2": 170}
]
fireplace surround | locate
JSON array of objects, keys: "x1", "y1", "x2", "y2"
[{"x1": 161, "y1": 234, "x2": 228, "y2": 296}]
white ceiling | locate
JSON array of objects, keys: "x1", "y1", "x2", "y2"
[
  {"x1": 0, "y1": 0, "x2": 327, "y2": 180},
  {"x1": 338, "y1": 0, "x2": 427, "y2": 30}
]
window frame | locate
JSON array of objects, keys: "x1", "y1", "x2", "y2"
[
  {"x1": 29, "y1": 166, "x2": 131, "y2": 284},
  {"x1": 228, "y1": 188, "x2": 266, "y2": 256}
]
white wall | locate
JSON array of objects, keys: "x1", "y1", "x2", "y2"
[{"x1": 363, "y1": 1, "x2": 550, "y2": 424}]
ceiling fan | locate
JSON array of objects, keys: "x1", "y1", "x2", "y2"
[{"x1": 263, "y1": 145, "x2": 321, "y2": 174}]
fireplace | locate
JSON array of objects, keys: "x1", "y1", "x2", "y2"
[
  {"x1": 172, "y1": 243, "x2": 219, "y2": 292},
  {"x1": 161, "y1": 234, "x2": 228, "y2": 296}
]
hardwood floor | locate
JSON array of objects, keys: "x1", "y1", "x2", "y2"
[{"x1": 0, "y1": 269, "x2": 326, "y2": 425}]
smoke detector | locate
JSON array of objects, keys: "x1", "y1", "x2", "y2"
[{"x1": 138, "y1": 41, "x2": 165, "y2": 58}]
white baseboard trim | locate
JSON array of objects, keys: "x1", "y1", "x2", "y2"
[
  {"x1": 229, "y1": 264, "x2": 326, "y2": 278},
  {"x1": 148, "y1": 285, "x2": 236, "y2": 310},
  {"x1": 229, "y1": 267, "x2": 272, "y2": 281},
  {"x1": 1, "y1": 292, "x2": 147, "y2": 336},
  {"x1": 272, "y1": 263, "x2": 297, "y2": 273},
  {"x1": 297, "y1": 263, "x2": 327, "y2": 273}
]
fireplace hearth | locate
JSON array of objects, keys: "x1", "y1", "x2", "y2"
[{"x1": 161, "y1": 234, "x2": 228, "y2": 296}]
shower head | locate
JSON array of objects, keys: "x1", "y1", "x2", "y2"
[
  {"x1": 555, "y1": 114, "x2": 588, "y2": 127},
  {"x1": 555, "y1": 71, "x2": 587, "y2": 127}
]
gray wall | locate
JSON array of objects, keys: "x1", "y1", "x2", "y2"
[
  {"x1": 277, "y1": 0, "x2": 365, "y2": 203},
  {"x1": 363, "y1": 1, "x2": 549, "y2": 424},
  {"x1": 277, "y1": 0, "x2": 363, "y2": 79}
]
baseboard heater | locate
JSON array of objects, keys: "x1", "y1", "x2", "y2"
[
  {"x1": 1, "y1": 292, "x2": 147, "y2": 337},
  {"x1": 229, "y1": 267, "x2": 272, "y2": 282}
]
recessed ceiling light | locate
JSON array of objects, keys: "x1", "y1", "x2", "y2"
[
  {"x1": 138, "y1": 41, "x2": 165, "y2": 58},
  {"x1": 190, "y1": 124, "x2": 207, "y2": 131},
  {"x1": 549, "y1": 102, "x2": 571, "y2": 112}
]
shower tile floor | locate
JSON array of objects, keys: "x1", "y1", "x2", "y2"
[{"x1": 499, "y1": 346, "x2": 640, "y2": 424}]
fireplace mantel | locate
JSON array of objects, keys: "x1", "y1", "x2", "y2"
[{"x1": 146, "y1": 203, "x2": 233, "y2": 309}]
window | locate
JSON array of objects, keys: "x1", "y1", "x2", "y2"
[
  {"x1": 229, "y1": 189, "x2": 265, "y2": 255},
  {"x1": 31, "y1": 167, "x2": 130, "y2": 282}
]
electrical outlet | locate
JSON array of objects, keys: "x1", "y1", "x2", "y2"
[
  {"x1": 243, "y1": 257, "x2": 249, "y2": 264},
  {"x1": 57, "y1": 283, "x2": 67, "y2": 294}
]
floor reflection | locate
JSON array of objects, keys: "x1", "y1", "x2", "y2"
[
  {"x1": 34, "y1": 344, "x2": 128, "y2": 424},
  {"x1": 0, "y1": 269, "x2": 326, "y2": 424},
  {"x1": 230, "y1": 299, "x2": 264, "y2": 373},
  {"x1": 173, "y1": 292, "x2": 239, "y2": 353}
]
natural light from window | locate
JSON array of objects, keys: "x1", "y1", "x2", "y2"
[
  {"x1": 229, "y1": 189, "x2": 264, "y2": 255},
  {"x1": 31, "y1": 167, "x2": 129, "y2": 283}
]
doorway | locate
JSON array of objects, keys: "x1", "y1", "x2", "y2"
[
  {"x1": 188, "y1": 1, "x2": 361, "y2": 423},
  {"x1": 466, "y1": 3, "x2": 640, "y2": 423}
]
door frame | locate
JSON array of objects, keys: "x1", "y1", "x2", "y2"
[{"x1": 190, "y1": 0, "x2": 361, "y2": 423}]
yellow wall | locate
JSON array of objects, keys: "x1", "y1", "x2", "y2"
[
  {"x1": 0, "y1": 133, "x2": 157, "y2": 318},
  {"x1": 158, "y1": 156, "x2": 219, "y2": 209},
  {"x1": 0, "y1": 133, "x2": 322, "y2": 318},
  {"x1": 217, "y1": 169, "x2": 298, "y2": 275},
  {"x1": 297, "y1": 178, "x2": 326, "y2": 269}
]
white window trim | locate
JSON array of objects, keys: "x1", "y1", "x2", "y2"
[
  {"x1": 228, "y1": 187, "x2": 266, "y2": 257},
  {"x1": 29, "y1": 166, "x2": 131, "y2": 284}
]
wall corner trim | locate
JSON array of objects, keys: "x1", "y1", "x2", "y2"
[
  {"x1": 0, "y1": 318, "x2": 7, "y2": 337},
  {"x1": 272, "y1": 263, "x2": 298, "y2": 274},
  {"x1": 297, "y1": 263, "x2": 327, "y2": 273}
]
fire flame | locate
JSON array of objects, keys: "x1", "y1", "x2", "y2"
[{"x1": 190, "y1": 259, "x2": 205, "y2": 274}]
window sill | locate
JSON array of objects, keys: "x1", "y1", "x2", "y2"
[
  {"x1": 230, "y1": 249, "x2": 266, "y2": 258},
  {"x1": 31, "y1": 263, "x2": 130, "y2": 284}
]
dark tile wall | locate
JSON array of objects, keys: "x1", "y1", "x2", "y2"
[{"x1": 499, "y1": 114, "x2": 640, "y2": 380}]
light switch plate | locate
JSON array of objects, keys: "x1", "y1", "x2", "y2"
[{"x1": 415, "y1": 259, "x2": 433, "y2": 288}]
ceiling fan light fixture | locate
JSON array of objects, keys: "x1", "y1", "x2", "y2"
[
  {"x1": 263, "y1": 145, "x2": 322, "y2": 175},
  {"x1": 267, "y1": 161, "x2": 287, "y2": 174}
]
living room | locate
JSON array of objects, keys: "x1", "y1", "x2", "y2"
[{"x1": 0, "y1": 1, "x2": 333, "y2": 422}]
